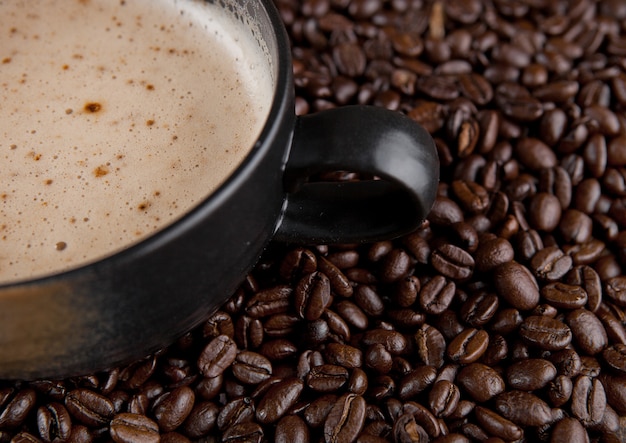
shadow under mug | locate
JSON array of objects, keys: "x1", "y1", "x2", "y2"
[{"x1": 0, "y1": 0, "x2": 439, "y2": 380}]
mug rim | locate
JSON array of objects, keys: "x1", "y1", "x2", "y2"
[{"x1": 0, "y1": 0, "x2": 294, "y2": 289}]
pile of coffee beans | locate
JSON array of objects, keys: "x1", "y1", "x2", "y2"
[{"x1": 3, "y1": 0, "x2": 626, "y2": 441}]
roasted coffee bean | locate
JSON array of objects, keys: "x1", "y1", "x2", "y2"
[
  {"x1": 401, "y1": 399, "x2": 441, "y2": 437},
  {"x1": 295, "y1": 271, "x2": 332, "y2": 321},
  {"x1": 456, "y1": 363, "x2": 505, "y2": 403},
  {"x1": 419, "y1": 276, "x2": 456, "y2": 315},
  {"x1": 325, "y1": 343, "x2": 363, "y2": 369},
  {"x1": 216, "y1": 397, "x2": 254, "y2": 431},
  {"x1": 65, "y1": 389, "x2": 114, "y2": 428},
  {"x1": 392, "y1": 413, "x2": 429, "y2": 443},
  {"x1": 306, "y1": 364, "x2": 350, "y2": 392},
  {"x1": 506, "y1": 358, "x2": 557, "y2": 391},
  {"x1": 602, "y1": 344, "x2": 626, "y2": 374},
  {"x1": 353, "y1": 285, "x2": 384, "y2": 317},
  {"x1": 36, "y1": 403, "x2": 71, "y2": 442},
  {"x1": 221, "y1": 422, "x2": 263, "y2": 443},
  {"x1": 181, "y1": 401, "x2": 219, "y2": 439},
  {"x1": 451, "y1": 180, "x2": 489, "y2": 214},
  {"x1": 493, "y1": 261, "x2": 540, "y2": 310},
  {"x1": 548, "y1": 375, "x2": 574, "y2": 407},
  {"x1": 197, "y1": 335, "x2": 238, "y2": 378},
  {"x1": 398, "y1": 366, "x2": 437, "y2": 401},
  {"x1": 541, "y1": 282, "x2": 588, "y2": 309},
  {"x1": 489, "y1": 308, "x2": 523, "y2": 335},
  {"x1": 414, "y1": 324, "x2": 446, "y2": 368},
  {"x1": 530, "y1": 246, "x2": 573, "y2": 281},
  {"x1": 605, "y1": 276, "x2": 626, "y2": 307},
  {"x1": 361, "y1": 329, "x2": 407, "y2": 354},
  {"x1": 430, "y1": 243, "x2": 474, "y2": 281},
  {"x1": 570, "y1": 375, "x2": 606, "y2": 427},
  {"x1": 279, "y1": 247, "x2": 317, "y2": 281},
  {"x1": 550, "y1": 417, "x2": 590, "y2": 443},
  {"x1": 245, "y1": 285, "x2": 292, "y2": 318},
  {"x1": 304, "y1": 394, "x2": 337, "y2": 429},
  {"x1": 459, "y1": 292, "x2": 499, "y2": 327},
  {"x1": 458, "y1": 73, "x2": 493, "y2": 105},
  {"x1": 519, "y1": 315, "x2": 572, "y2": 351},
  {"x1": 153, "y1": 386, "x2": 194, "y2": 433},
  {"x1": 231, "y1": 351, "x2": 272, "y2": 385},
  {"x1": 203, "y1": 311, "x2": 235, "y2": 340},
  {"x1": 335, "y1": 300, "x2": 369, "y2": 331},
  {"x1": 324, "y1": 394, "x2": 366, "y2": 443},
  {"x1": 235, "y1": 315, "x2": 264, "y2": 349},
  {"x1": 564, "y1": 266, "x2": 602, "y2": 313},
  {"x1": 515, "y1": 138, "x2": 557, "y2": 171},
  {"x1": 566, "y1": 309, "x2": 608, "y2": 355},
  {"x1": 109, "y1": 413, "x2": 159, "y2": 443},
  {"x1": 494, "y1": 391, "x2": 553, "y2": 427},
  {"x1": 259, "y1": 338, "x2": 298, "y2": 360},
  {"x1": 446, "y1": 328, "x2": 489, "y2": 364},
  {"x1": 473, "y1": 406, "x2": 522, "y2": 442},
  {"x1": 428, "y1": 380, "x2": 460, "y2": 418},
  {"x1": 0, "y1": 389, "x2": 36, "y2": 430},
  {"x1": 473, "y1": 237, "x2": 514, "y2": 273},
  {"x1": 256, "y1": 378, "x2": 303, "y2": 424},
  {"x1": 548, "y1": 349, "x2": 582, "y2": 377},
  {"x1": 275, "y1": 415, "x2": 309, "y2": 443}
]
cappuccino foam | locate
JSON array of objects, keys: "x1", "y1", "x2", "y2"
[{"x1": 0, "y1": 0, "x2": 273, "y2": 283}]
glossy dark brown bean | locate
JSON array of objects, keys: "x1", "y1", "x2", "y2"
[
  {"x1": 353, "y1": 285, "x2": 384, "y2": 317},
  {"x1": 231, "y1": 351, "x2": 272, "y2": 385},
  {"x1": 428, "y1": 380, "x2": 460, "y2": 418},
  {"x1": 431, "y1": 243, "x2": 474, "y2": 281},
  {"x1": 419, "y1": 276, "x2": 456, "y2": 315},
  {"x1": 197, "y1": 335, "x2": 238, "y2": 378},
  {"x1": 295, "y1": 271, "x2": 332, "y2": 321},
  {"x1": 0, "y1": 389, "x2": 37, "y2": 430},
  {"x1": 181, "y1": 401, "x2": 219, "y2": 439},
  {"x1": 325, "y1": 343, "x2": 363, "y2": 369},
  {"x1": 506, "y1": 359, "x2": 557, "y2": 391},
  {"x1": 221, "y1": 422, "x2": 263, "y2": 443},
  {"x1": 459, "y1": 292, "x2": 499, "y2": 327},
  {"x1": 456, "y1": 363, "x2": 505, "y2": 403},
  {"x1": 605, "y1": 276, "x2": 626, "y2": 307},
  {"x1": 548, "y1": 375, "x2": 573, "y2": 407},
  {"x1": 494, "y1": 391, "x2": 553, "y2": 427},
  {"x1": 65, "y1": 389, "x2": 115, "y2": 428},
  {"x1": 602, "y1": 343, "x2": 626, "y2": 374},
  {"x1": 493, "y1": 261, "x2": 540, "y2": 310},
  {"x1": 255, "y1": 378, "x2": 303, "y2": 425},
  {"x1": 153, "y1": 387, "x2": 195, "y2": 433},
  {"x1": 413, "y1": 324, "x2": 445, "y2": 368},
  {"x1": 306, "y1": 364, "x2": 349, "y2": 392},
  {"x1": 109, "y1": 413, "x2": 159, "y2": 443},
  {"x1": 540, "y1": 282, "x2": 588, "y2": 309},
  {"x1": 566, "y1": 309, "x2": 608, "y2": 355},
  {"x1": 530, "y1": 246, "x2": 573, "y2": 281},
  {"x1": 519, "y1": 315, "x2": 572, "y2": 351},
  {"x1": 570, "y1": 376, "x2": 606, "y2": 427},
  {"x1": 323, "y1": 394, "x2": 366, "y2": 443},
  {"x1": 473, "y1": 406, "x2": 522, "y2": 442},
  {"x1": 473, "y1": 237, "x2": 514, "y2": 273},
  {"x1": 446, "y1": 328, "x2": 489, "y2": 364},
  {"x1": 275, "y1": 415, "x2": 309, "y2": 443},
  {"x1": 361, "y1": 329, "x2": 407, "y2": 355},
  {"x1": 398, "y1": 366, "x2": 437, "y2": 401},
  {"x1": 36, "y1": 403, "x2": 71, "y2": 443}
]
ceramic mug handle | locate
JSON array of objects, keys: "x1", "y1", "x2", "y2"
[{"x1": 276, "y1": 105, "x2": 440, "y2": 244}]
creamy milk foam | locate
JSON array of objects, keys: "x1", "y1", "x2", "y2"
[{"x1": 0, "y1": 0, "x2": 273, "y2": 283}]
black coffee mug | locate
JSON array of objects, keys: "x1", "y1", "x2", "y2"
[{"x1": 0, "y1": 0, "x2": 438, "y2": 379}]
